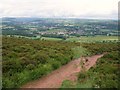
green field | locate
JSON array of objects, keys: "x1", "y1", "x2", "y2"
[
  {"x1": 66, "y1": 36, "x2": 119, "y2": 43},
  {"x1": 41, "y1": 37, "x2": 63, "y2": 41},
  {"x1": 8, "y1": 35, "x2": 119, "y2": 43},
  {"x1": 38, "y1": 36, "x2": 119, "y2": 43}
]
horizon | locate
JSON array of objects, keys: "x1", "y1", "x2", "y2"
[
  {"x1": 1, "y1": 0, "x2": 118, "y2": 19},
  {"x1": 1, "y1": 17, "x2": 118, "y2": 20}
]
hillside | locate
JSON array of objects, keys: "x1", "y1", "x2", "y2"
[
  {"x1": 2, "y1": 36, "x2": 119, "y2": 88},
  {"x1": 2, "y1": 36, "x2": 85, "y2": 88}
]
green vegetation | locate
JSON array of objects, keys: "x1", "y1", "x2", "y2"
[
  {"x1": 6, "y1": 35, "x2": 119, "y2": 43},
  {"x1": 2, "y1": 36, "x2": 119, "y2": 88},
  {"x1": 66, "y1": 36, "x2": 119, "y2": 43},
  {"x1": 90, "y1": 51, "x2": 120, "y2": 88},
  {"x1": 81, "y1": 42, "x2": 119, "y2": 54},
  {"x1": 72, "y1": 46, "x2": 91, "y2": 59},
  {"x1": 61, "y1": 80, "x2": 75, "y2": 88},
  {"x1": 2, "y1": 36, "x2": 71, "y2": 88},
  {"x1": 75, "y1": 51, "x2": 120, "y2": 88},
  {"x1": 61, "y1": 42, "x2": 120, "y2": 88},
  {"x1": 41, "y1": 37, "x2": 63, "y2": 41},
  {"x1": 2, "y1": 36, "x2": 88, "y2": 88}
]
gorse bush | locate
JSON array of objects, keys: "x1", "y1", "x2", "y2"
[
  {"x1": 81, "y1": 42, "x2": 119, "y2": 54},
  {"x1": 2, "y1": 36, "x2": 80, "y2": 88},
  {"x1": 78, "y1": 51, "x2": 120, "y2": 88}
]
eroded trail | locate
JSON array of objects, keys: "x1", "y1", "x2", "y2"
[{"x1": 22, "y1": 54, "x2": 104, "y2": 88}]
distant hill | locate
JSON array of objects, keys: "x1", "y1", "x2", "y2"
[{"x1": 2, "y1": 18, "x2": 118, "y2": 37}]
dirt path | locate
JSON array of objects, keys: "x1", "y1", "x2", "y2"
[{"x1": 21, "y1": 54, "x2": 104, "y2": 88}]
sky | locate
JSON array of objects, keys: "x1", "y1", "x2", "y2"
[{"x1": 0, "y1": 0, "x2": 119, "y2": 19}]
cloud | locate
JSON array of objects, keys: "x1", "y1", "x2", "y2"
[{"x1": 0, "y1": 0, "x2": 118, "y2": 19}]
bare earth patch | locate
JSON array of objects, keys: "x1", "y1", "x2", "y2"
[{"x1": 21, "y1": 54, "x2": 104, "y2": 88}]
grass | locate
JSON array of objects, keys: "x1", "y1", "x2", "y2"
[
  {"x1": 60, "y1": 80, "x2": 75, "y2": 88},
  {"x1": 60, "y1": 75, "x2": 93, "y2": 88},
  {"x1": 40, "y1": 35, "x2": 119, "y2": 43},
  {"x1": 66, "y1": 36, "x2": 119, "y2": 43},
  {"x1": 75, "y1": 79, "x2": 93, "y2": 88},
  {"x1": 72, "y1": 46, "x2": 91, "y2": 59},
  {"x1": 8, "y1": 35, "x2": 119, "y2": 43},
  {"x1": 41, "y1": 37, "x2": 63, "y2": 41}
]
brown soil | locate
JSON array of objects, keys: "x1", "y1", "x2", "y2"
[{"x1": 21, "y1": 54, "x2": 104, "y2": 88}]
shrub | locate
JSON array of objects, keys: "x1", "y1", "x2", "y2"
[
  {"x1": 78, "y1": 71, "x2": 87, "y2": 82},
  {"x1": 52, "y1": 61, "x2": 61, "y2": 70}
]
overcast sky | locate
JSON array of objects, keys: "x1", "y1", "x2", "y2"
[{"x1": 0, "y1": 0, "x2": 118, "y2": 19}]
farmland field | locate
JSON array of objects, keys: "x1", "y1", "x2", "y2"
[
  {"x1": 41, "y1": 37, "x2": 63, "y2": 41},
  {"x1": 66, "y1": 36, "x2": 119, "y2": 43},
  {"x1": 9, "y1": 35, "x2": 119, "y2": 43}
]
